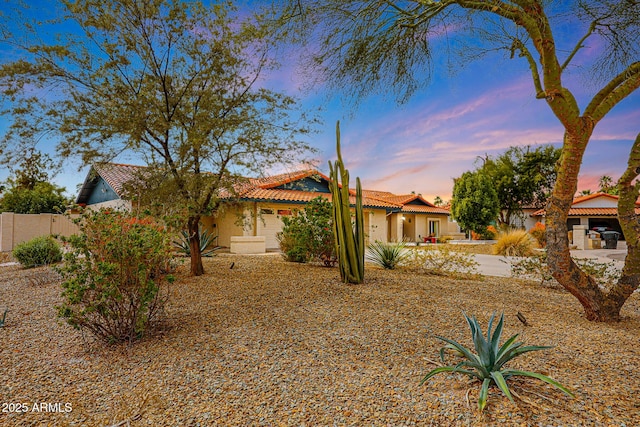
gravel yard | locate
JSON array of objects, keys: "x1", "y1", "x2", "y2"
[{"x1": 1, "y1": 254, "x2": 639, "y2": 426}]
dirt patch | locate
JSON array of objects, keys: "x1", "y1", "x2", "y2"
[
  {"x1": 1, "y1": 256, "x2": 639, "y2": 426},
  {"x1": 441, "y1": 243, "x2": 496, "y2": 255}
]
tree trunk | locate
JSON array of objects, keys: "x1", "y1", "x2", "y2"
[
  {"x1": 188, "y1": 215, "x2": 204, "y2": 276},
  {"x1": 546, "y1": 127, "x2": 635, "y2": 321},
  {"x1": 615, "y1": 132, "x2": 640, "y2": 313}
]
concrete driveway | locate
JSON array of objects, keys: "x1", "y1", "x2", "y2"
[{"x1": 473, "y1": 241, "x2": 627, "y2": 278}]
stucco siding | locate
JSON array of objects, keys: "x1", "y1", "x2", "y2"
[
  {"x1": 576, "y1": 197, "x2": 618, "y2": 208},
  {"x1": 366, "y1": 209, "x2": 387, "y2": 244},
  {"x1": 204, "y1": 207, "x2": 245, "y2": 248},
  {"x1": 85, "y1": 199, "x2": 132, "y2": 211}
]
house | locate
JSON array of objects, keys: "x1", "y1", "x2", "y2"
[
  {"x1": 76, "y1": 163, "x2": 461, "y2": 250},
  {"x1": 531, "y1": 192, "x2": 640, "y2": 239}
]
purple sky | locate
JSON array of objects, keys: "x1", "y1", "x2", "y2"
[
  {"x1": 261, "y1": 51, "x2": 639, "y2": 202},
  {"x1": 1, "y1": 2, "x2": 638, "y2": 203}
]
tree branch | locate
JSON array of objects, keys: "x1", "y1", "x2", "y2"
[
  {"x1": 584, "y1": 62, "x2": 640, "y2": 123},
  {"x1": 510, "y1": 38, "x2": 544, "y2": 97},
  {"x1": 561, "y1": 20, "x2": 596, "y2": 71}
]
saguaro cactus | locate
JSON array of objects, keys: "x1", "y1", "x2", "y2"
[{"x1": 328, "y1": 121, "x2": 365, "y2": 284}]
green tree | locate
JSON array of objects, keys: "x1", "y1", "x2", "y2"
[
  {"x1": 9, "y1": 148, "x2": 58, "y2": 191},
  {"x1": 0, "y1": 0, "x2": 315, "y2": 276},
  {"x1": 479, "y1": 145, "x2": 561, "y2": 226},
  {"x1": 278, "y1": 1, "x2": 640, "y2": 321},
  {"x1": 0, "y1": 182, "x2": 67, "y2": 214},
  {"x1": 598, "y1": 175, "x2": 619, "y2": 195},
  {"x1": 451, "y1": 170, "x2": 499, "y2": 237},
  {"x1": 0, "y1": 148, "x2": 67, "y2": 214}
]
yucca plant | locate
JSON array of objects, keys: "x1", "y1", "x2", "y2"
[
  {"x1": 174, "y1": 225, "x2": 220, "y2": 257},
  {"x1": 420, "y1": 312, "x2": 574, "y2": 411},
  {"x1": 366, "y1": 240, "x2": 409, "y2": 269}
]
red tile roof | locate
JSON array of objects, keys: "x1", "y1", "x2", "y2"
[
  {"x1": 93, "y1": 163, "x2": 146, "y2": 197},
  {"x1": 533, "y1": 207, "x2": 640, "y2": 217},
  {"x1": 82, "y1": 163, "x2": 448, "y2": 214},
  {"x1": 239, "y1": 188, "x2": 397, "y2": 208},
  {"x1": 250, "y1": 170, "x2": 332, "y2": 189},
  {"x1": 531, "y1": 192, "x2": 640, "y2": 216},
  {"x1": 400, "y1": 204, "x2": 452, "y2": 214}
]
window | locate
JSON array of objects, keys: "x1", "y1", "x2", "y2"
[
  {"x1": 260, "y1": 208, "x2": 274, "y2": 215},
  {"x1": 277, "y1": 209, "x2": 292, "y2": 216}
]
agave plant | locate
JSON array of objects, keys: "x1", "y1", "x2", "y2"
[
  {"x1": 0, "y1": 308, "x2": 7, "y2": 327},
  {"x1": 365, "y1": 240, "x2": 410, "y2": 269},
  {"x1": 174, "y1": 225, "x2": 220, "y2": 257},
  {"x1": 420, "y1": 312, "x2": 574, "y2": 411}
]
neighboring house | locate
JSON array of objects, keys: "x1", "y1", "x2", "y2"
[
  {"x1": 76, "y1": 163, "x2": 461, "y2": 250},
  {"x1": 506, "y1": 205, "x2": 541, "y2": 231},
  {"x1": 531, "y1": 192, "x2": 640, "y2": 239}
]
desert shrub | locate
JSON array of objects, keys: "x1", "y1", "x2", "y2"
[
  {"x1": 510, "y1": 253, "x2": 621, "y2": 288},
  {"x1": 366, "y1": 240, "x2": 409, "y2": 269},
  {"x1": 509, "y1": 254, "x2": 555, "y2": 286},
  {"x1": 12, "y1": 236, "x2": 63, "y2": 268},
  {"x1": 421, "y1": 312, "x2": 573, "y2": 411},
  {"x1": 492, "y1": 229, "x2": 534, "y2": 256},
  {"x1": 437, "y1": 235, "x2": 453, "y2": 244},
  {"x1": 56, "y1": 209, "x2": 174, "y2": 344},
  {"x1": 23, "y1": 267, "x2": 62, "y2": 286},
  {"x1": 277, "y1": 197, "x2": 335, "y2": 265},
  {"x1": 575, "y1": 257, "x2": 622, "y2": 285},
  {"x1": 277, "y1": 224, "x2": 310, "y2": 263},
  {"x1": 407, "y1": 247, "x2": 479, "y2": 277},
  {"x1": 529, "y1": 222, "x2": 546, "y2": 248}
]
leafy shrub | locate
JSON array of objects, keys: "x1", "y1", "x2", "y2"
[
  {"x1": 529, "y1": 222, "x2": 546, "y2": 248},
  {"x1": 277, "y1": 197, "x2": 335, "y2": 265},
  {"x1": 366, "y1": 240, "x2": 409, "y2": 269},
  {"x1": 420, "y1": 312, "x2": 574, "y2": 411},
  {"x1": 492, "y1": 229, "x2": 534, "y2": 256},
  {"x1": 173, "y1": 224, "x2": 220, "y2": 257},
  {"x1": 277, "y1": 227, "x2": 310, "y2": 263},
  {"x1": 406, "y1": 247, "x2": 479, "y2": 277},
  {"x1": 56, "y1": 209, "x2": 174, "y2": 344},
  {"x1": 510, "y1": 253, "x2": 621, "y2": 288},
  {"x1": 12, "y1": 236, "x2": 63, "y2": 268}
]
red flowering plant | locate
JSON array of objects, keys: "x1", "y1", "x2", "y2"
[
  {"x1": 56, "y1": 208, "x2": 174, "y2": 344},
  {"x1": 529, "y1": 222, "x2": 546, "y2": 248}
]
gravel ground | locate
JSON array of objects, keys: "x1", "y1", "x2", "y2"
[{"x1": 1, "y1": 254, "x2": 639, "y2": 426}]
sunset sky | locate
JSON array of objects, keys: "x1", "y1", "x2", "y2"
[
  {"x1": 1, "y1": 2, "x2": 638, "y2": 203},
  {"x1": 263, "y1": 46, "x2": 639, "y2": 202}
]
